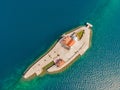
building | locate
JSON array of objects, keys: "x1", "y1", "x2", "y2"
[
  {"x1": 61, "y1": 35, "x2": 76, "y2": 48},
  {"x1": 67, "y1": 39, "x2": 75, "y2": 47},
  {"x1": 55, "y1": 59, "x2": 65, "y2": 67}
]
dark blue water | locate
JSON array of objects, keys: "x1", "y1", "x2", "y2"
[{"x1": 0, "y1": 0, "x2": 120, "y2": 90}]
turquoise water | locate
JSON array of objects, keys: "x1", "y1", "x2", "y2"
[{"x1": 0, "y1": 0, "x2": 120, "y2": 90}]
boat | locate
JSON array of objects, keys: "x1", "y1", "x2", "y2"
[{"x1": 23, "y1": 22, "x2": 93, "y2": 79}]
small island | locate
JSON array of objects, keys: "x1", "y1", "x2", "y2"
[{"x1": 23, "y1": 22, "x2": 93, "y2": 79}]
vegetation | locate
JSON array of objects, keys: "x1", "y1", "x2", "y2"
[
  {"x1": 43, "y1": 61, "x2": 55, "y2": 70},
  {"x1": 77, "y1": 30, "x2": 84, "y2": 40}
]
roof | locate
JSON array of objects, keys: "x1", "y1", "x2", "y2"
[
  {"x1": 61, "y1": 36, "x2": 76, "y2": 47},
  {"x1": 55, "y1": 59, "x2": 65, "y2": 67},
  {"x1": 67, "y1": 39, "x2": 75, "y2": 47},
  {"x1": 62, "y1": 36, "x2": 71, "y2": 45}
]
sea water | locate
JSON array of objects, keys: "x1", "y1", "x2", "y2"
[{"x1": 0, "y1": 0, "x2": 120, "y2": 90}]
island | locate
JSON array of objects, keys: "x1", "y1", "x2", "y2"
[{"x1": 23, "y1": 22, "x2": 93, "y2": 79}]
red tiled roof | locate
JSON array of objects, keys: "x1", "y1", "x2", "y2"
[
  {"x1": 67, "y1": 39, "x2": 75, "y2": 47},
  {"x1": 55, "y1": 59, "x2": 65, "y2": 67},
  {"x1": 61, "y1": 36, "x2": 75, "y2": 47}
]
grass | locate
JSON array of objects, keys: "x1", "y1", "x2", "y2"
[
  {"x1": 77, "y1": 30, "x2": 84, "y2": 40},
  {"x1": 43, "y1": 61, "x2": 55, "y2": 70},
  {"x1": 39, "y1": 61, "x2": 55, "y2": 76}
]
